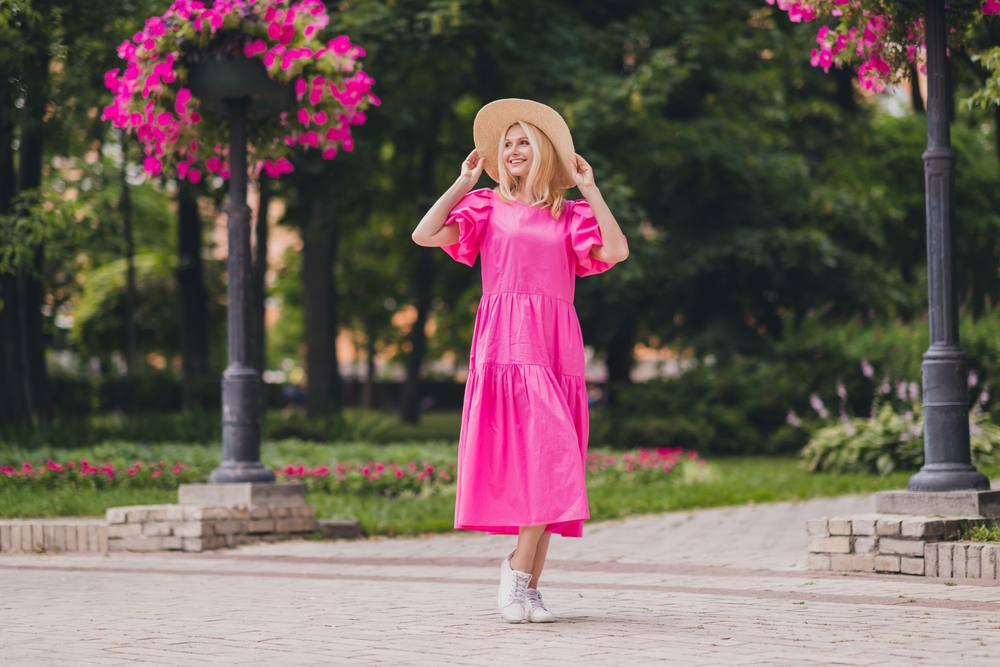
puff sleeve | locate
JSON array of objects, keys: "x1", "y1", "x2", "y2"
[
  {"x1": 569, "y1": 199, "x2": 620, "y2": 277},
  {"x1": 441, "y1": 188, "x2": 493, "y2": 266}
]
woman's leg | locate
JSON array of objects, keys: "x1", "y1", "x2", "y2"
[
  {"x1": 528, "y1": 532, "x2": 551, "y2": 589},
  {"x1": 510, "y1": 525, "x2": 546, "y2": 573}
]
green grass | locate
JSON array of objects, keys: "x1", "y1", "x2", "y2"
[
  {"x1": 959, "y1": 523, "x2": 1000, "y2": 544},
  {"x1": 7, "y1": 439, "x2": 987, "y2": 536}
]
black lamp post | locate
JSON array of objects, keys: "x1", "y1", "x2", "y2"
[
  {"x1": 906, "y1": 0, "x2": 990, "y2": 492},
  {"x1": 189, "y1": 55, "x2": 290, "y2": 484}
]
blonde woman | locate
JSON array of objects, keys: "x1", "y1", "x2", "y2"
[{"x1": 411, "y1": 99, "x2": 628, "y2": 623}]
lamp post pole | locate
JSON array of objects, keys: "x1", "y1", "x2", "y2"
[
  {"x1": 209, "y1": 96, "x2": 275, "y2": 484},
  {"x1": 906, "y1": 0, "x2": 989, "y2": 492}
]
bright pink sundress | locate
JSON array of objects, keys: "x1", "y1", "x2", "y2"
[{"x1": 442, "y1": 188, "x2": 619, "y2": 538}]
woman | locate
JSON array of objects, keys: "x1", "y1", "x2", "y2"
[{"x1": 411, "y1": 99, "x2": 628, "y2": 623}]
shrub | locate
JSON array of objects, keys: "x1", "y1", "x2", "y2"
[{"x1": 801, "y1": 400, "x2": 1000, "y2": 475}]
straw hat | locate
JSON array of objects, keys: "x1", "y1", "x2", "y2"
[{"x1": 473, "y1": 98, "x2": 576, "y2": 190}]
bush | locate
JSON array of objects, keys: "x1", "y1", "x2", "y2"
[
  {"x1": 599, "y1": 362, "x2": 809, "y2": 455},
  {"x1": 596, "y1": 307, "x2": 1000, "y2": 456},
  {"x1": 801, "y1": 400, "x2": 1000, "y2": 475},
  {"x1": 0, "y1": 411, "x2": 221, "y2": 449}
]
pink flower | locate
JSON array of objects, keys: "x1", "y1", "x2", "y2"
[
  {"x1": 206, "y1": 156, "x2": 221, "y2": 173},
  {"x1": 295, "y1": 78, "x2": 307, "y2": 100},
  {"x1": 322, "y1": 146, "x2": 337, "y2": 160},
  {"x1": 313, "y1": 110, "x2": 328, "y2": 125},
  {"x1": 297, "y1": 108, "x2": 310, "y2": 125},
  {"x1": 143, "y1": 156, "x2": 163, "y2": 175},
  {"x1": 187, "y1": 168, "x2": 202, "y2": 184},
  {"x1": 46, "y1": 459, "x2": 64, "y2": 472},
  {"x1": 104, "y1": 69, "x2": 121, "y2": 93},
  {"x1": 156, "y1": 112, "x2": 172, "y2": 126},
  {"x1": 329, "y1": 36, "x2": 352, "y2": 54}
]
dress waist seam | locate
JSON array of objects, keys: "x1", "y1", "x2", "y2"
[
  {"x1": 470, "y1": 361, "x2": 585, "y2": 379},
  {"x1": 481, "y1": 291, "x2": 573, "y2": 305}
]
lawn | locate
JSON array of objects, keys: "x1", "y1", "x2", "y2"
[{"x1": 6, "y1": 432, "x2": 986, "y2": 536}]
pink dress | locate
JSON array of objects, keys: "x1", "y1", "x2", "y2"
[{"x1": 441, "y1": 188, "x2": 619, "y2": 538}]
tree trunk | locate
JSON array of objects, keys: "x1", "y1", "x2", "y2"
[
  {"x1": 604, "y1": 318, "x2": 635, "y2": 407},
  {"x1": 14, "y1": 44, "x2": 52, "y2": 420},
  {"x1": 0, "y1": 113, "x2": 22, "y2": 424},
  {"x1": 302, "y1": 198, "x2": 341, "y2": 417},
  {"x1": 362, "y1": 317, "x2": 376, "y2": 410},
  {"x1": 399, "y1": 111, "x2": 443, "y2": 424},
  {"x1": 176, "y1": 182, "x2": 209, "y2": 410},
  {"x1": 0, "y1": 274, "x2": 27, "y2": 425},
  {"x1": 121, "y1": 135, "x2": 138, "y2": 371},
  {"x1": 910, "y1": 66, "x2": 925, "y2": 114},
  {"x1": 251, "y1": 176, "x2": 270, "y2": 374},
  {"x1": 400, "y1": 247, "x2": 434, "y2": 423}
]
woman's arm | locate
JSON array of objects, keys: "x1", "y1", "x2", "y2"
[
  {"x1": 567, "y1": 155, "x2": 629, "y2": 264},
  {"x1": 411, "y1": 150, "x2": 485, "y2": 248}
]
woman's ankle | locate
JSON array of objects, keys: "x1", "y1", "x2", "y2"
[{"x1": 510, "y1": 551, "x2": 532, "y2": 573}]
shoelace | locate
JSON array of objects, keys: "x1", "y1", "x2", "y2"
[
  {"x1": 512, "y1": 572, "x2": 530, "y2": 604},
  {"x1": 526, "y1": 589, "x2": 547, "y2": 611}
]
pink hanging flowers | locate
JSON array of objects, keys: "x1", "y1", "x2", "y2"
[
  {"x1": 766, "y1": 0, "x2": 989, "y2": 93},
  {"x1": 102, "y1": 0, "x2": 377, "y2": 181}
]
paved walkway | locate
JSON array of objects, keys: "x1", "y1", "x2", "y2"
[{"x1": 3, "y1": 494, "x2": 1000, "y2": 665}]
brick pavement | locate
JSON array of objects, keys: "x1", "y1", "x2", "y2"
[{"x1": 2, "y1": 494, "x2": 1000, "y2": 665}]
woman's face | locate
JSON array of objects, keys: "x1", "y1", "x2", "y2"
[{"x1": 502, "y1": 124, "x2": 533, "y2": 178}]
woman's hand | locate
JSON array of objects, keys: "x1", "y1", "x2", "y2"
[
  {"x1": 459, "y1": 149, "x2": 485, "y2": 188},
  {"x1": 567, "y1": 154, "x2": 596, "y2": 192}
]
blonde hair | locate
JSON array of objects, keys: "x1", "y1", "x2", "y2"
[{"x1": 496, "y1": 121, "x2": 565, "y2": 218}]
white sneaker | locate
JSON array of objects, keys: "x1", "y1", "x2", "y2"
[
  {"x1": 524, "y1": 588, "x2": 556, "y2": 623},
  {"x1": 498, "y1": 553, "x2": 532, "y2": 623}
]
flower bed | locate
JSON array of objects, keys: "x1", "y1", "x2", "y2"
[
  {"x1": 0, "y1": 460, "x2": 202, "y2": 491},
  {"x1": 275, "y1": 460, "x2": 456, "y2": 497},
  {"x1": 1, "y1": 448, "x2": 705, "y2": 496}
]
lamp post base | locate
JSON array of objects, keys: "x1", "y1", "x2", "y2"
[
  {"x1": 208, "y1": 461, "x2": 276, "y2": 484},
  {"x1": 906, "y1": 463, "x2": 990, "y2": 492}
]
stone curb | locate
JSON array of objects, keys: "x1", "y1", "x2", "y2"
[{"x1": 806, "y1": 514, "x2": 999, "y2": 578}]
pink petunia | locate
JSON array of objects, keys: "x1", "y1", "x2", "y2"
[
  {"x1": 329, "y1": 36, "x2": 352, "y2": 54},
  {"x1": 143, "y1": 156, "x2": 163, "y2": 175}
]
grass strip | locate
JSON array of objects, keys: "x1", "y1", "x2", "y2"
[{"x1": 6, "y1": 452, "x2": 979, "y2": 537}]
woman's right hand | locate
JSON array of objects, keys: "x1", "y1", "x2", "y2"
[{"x1": 459, "y1": 149, "x2": 485, "y2": 187}]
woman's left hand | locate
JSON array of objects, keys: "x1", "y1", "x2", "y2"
[{"x1": 567, "y1": 154, "x2": 596, "y2": 191}]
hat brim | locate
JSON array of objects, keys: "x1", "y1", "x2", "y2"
[{"x1": 473, "y1": 99, "x2": 576, "y2": 191}]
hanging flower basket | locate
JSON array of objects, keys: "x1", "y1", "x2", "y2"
[
  {"x1": 766, "y1": 0, "x2": 995, "y2": 93},
  {"x1": 101, "y1": 0, "x2": 379, "y2": 182}
]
